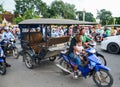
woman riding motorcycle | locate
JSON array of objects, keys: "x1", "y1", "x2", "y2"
[{"x1": 68, "y1": 27, "x2": 93, "y2": 78}]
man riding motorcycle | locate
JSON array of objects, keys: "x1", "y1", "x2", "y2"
[
  {"x1": 5, "y1": 26, "x2": 15, "y2": 40},
  {"x1": 0, "y1": 27, "x2": 11, "y2": 67},
  {"x1": 3, "y1": 26, "x2": 17, "y2": 57}
]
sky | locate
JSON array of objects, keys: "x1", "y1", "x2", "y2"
[{"x1": 0, "y1": 0, "x2": 120, "y2": 17}]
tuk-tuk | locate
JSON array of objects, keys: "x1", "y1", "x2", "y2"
[{"x1": 18, "y1": 18, "x2": 97, "y2": 69}]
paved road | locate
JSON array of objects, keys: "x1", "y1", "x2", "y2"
[{"x1": 0, "y1": 43, "x2": 120, "y2": 87}]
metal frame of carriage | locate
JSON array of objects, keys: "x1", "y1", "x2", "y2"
[{"x1": 18, "y1": 18, "x2": 97, "y2": 69}]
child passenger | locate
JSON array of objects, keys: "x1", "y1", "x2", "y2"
[{"x1": 72, "y1": 36, "x2": 85, "y2": 78}]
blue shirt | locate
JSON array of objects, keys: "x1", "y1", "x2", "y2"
[{"x1": 1, "y1": 32, "x2": 8, "y2": 40}]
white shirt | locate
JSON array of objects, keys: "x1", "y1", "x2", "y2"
[
  {"x1": 76, "y1": 45, "x2": 84, "y2": 55},
  {"x1": 51, "y1": 31, "x2": 58, "y2": 37},
  {"x1": 99, "y1": 29, "x2": 104, "y2": 37},
  {"x1": 59, "y1": 29, "x2": 64, "y2": 36},
  {"x1": 7, "y1": 31, "x2": 15, "y2": 40},
  {"x1": 114, "y1": 30, "x2": 117, "y2": 36},
  {"x1": 42, "y1": 28, "x2": 46, "y2": 38}
]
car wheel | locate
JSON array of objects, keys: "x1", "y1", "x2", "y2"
[{"x1": 107, "y1": 42, "x2": 120, "y2": 54}]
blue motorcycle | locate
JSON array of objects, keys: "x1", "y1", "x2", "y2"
[
  {"x1": 56, "y1": 48, "x2": 113, "y2": 87},
  {"x1": 0, "y1": 47, "x2": 6, "y2": 75}
]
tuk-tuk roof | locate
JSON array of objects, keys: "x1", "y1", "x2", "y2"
[{"x1": 19, "y1": 18, "x2": 97, "y2": 25}]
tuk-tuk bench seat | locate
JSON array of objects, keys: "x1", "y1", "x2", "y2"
[
  {"x1": 48, "y1": 36, "x2": 70, "y2": 46},
  {"x1": 22, "y1": 32, "x2": 70, "y2": 54}
]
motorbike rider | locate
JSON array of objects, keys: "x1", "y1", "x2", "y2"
[
  {"x1": 5, "y1": 26, "x2": 16, "y2": 47},
  {"x1": 69, "y1": 33, "x2": 83, "y2": 78},
  {"x1": 5, "y1": 26, "x2": 15, "y2": 40},
  {"x1": 77, "y1": 27, "x2": 93, "y2": 47},
  {"x1": 69, "y1": 27, "x2": 93, "y2": 78},
  {"x1": 0, "y1": 27, "x2": 11, "y2": 67}
]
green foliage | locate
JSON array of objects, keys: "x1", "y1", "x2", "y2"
[
  {"x1": 13, "y1": 0, "x2": 117, "y2": 25},
  {"x1": 14, "y1": 0, "x2": 48, "y2": 17},
  {"x1": 50, "y1": 0, "x2": 65, "y2": 18},
  {"x1": 0, "y1": 4, "x2": 4, "y2": 13},
  {"x1": 48, "y1": 0, "x2": 76, "y2": 19},
  {"x1": 63, "y1": 3, "x2": 76, "y2": 19},
  {"x1": 13, "y1": 16, "x2": 24, "y2": 24},
  {"x1": 76, "y1": 11, "x2": 95, "y2": 22},
  {"x1": 97, "y1": 9, "x2": 113, "y2": 25},
  {"x1": 0, "y1": 15, "x2": 2, "y2": 23},
  {"x1": 14, "y1": 9, "x2": 41, "y2": 24},
  {"x1": 115, "y1": 17, "x2": 120, "y2": 24}
]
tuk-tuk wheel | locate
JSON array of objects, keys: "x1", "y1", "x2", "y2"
[
  {"x1": 49, "y1": 57, "x2": 56, "y2": 61},
  {"x1": 24, "y1": 53, "x2": 34, "y2": 69}
]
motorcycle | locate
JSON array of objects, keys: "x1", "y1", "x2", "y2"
[
  {"x1": 67, "y1": 35, "x2": 106, "y2": 66},
  {"x1": 0, "y1": 47, "x2": 6, "y2": 75},
  {"x1": 56, "y1": 48, "x2": 113, "y2": 87},
  {"x1": 4, "y1": 39, "x2": 19, "y2": 59},
  {"x1": 87, "y1": 41, "x2": 107, "y2": 66}
]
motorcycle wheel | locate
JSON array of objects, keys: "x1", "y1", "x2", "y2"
[
  {"x1": 59, "y1": 58, "x2": 73, "y2": 75},
  {"x1": 96, "y1": 52, "x2": 107, "y2": 66},
  {"x1": 0, "y1": 62, "x2": 6, "y2": 75},
  {"x1": 93, "y1": 69, "x2": 113, "y2": 87},
  {"x1": 13, "y1": 48, "x2": 19, "y2": 59},
  {"x1": 24, "y1": 53, "x2": 34, "y2": 69}
]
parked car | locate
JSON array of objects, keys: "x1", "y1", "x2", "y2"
[{"x1": 101, "y1": 35, "x2": 120, "y2": 54}]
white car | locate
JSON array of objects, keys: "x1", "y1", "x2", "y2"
[{"x1": 101, "y1": 35, "x2": 120, "y2": 54}]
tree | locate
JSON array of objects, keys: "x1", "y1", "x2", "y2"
[
  {"x1": 14, "y1": 9, "x2": 40, "y2": 24},
  {"x1": 76, "y1": 11, "x2": 95, "y2": 22},
  {"x1": 97, "y1": 9, "x2": 113, "y2": 25},
  {"x1": 14, "y1": 0, "x2": 48, "y2": 17},
  {"x1": 63, "y1": 3, "x2": 76, "y2": 19},
  {"x1": 0, "y1": 4, "x2": 4, "y2": 13},
  {"x1": 0, "y1": 4, "x2": 4, "y2": 23},
  {"x1": 50, "y1": 0, "x2": 65, "y2": 18},
  {"x1": 49, "y1": 0, "x2": 76, "y2": 19},
  {"x1": 115, "y1": 17, "x2": 120, "y2": 24}
]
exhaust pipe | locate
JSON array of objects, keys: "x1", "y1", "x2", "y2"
[{"x1": 56, "y1": 63, "x2": 72, "y2": 74}]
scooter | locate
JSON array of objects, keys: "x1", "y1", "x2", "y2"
[
  {"x1": 5, "y1": 39, "x2": 19, "y2": 59},
  {"x1": 56, "y1": 47, "x2": 113, "y2": 87},
  {"x1": 0, "y1": 47, "x2": 6, "y2": 75},
  {"x1": 87, "y1": 41, "x2": 107, "y2": 66}
]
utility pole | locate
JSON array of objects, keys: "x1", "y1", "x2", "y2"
[
  {"x1": 83, "y1": 8, "x2": 85, "y2": 22},
  {"x1": 114, "y1": 18, "x2": 116, "y2": 25}
]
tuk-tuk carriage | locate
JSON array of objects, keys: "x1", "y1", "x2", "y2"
[{"x1": 18, "y1": 18, "x2": 97, "y2": 69}]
